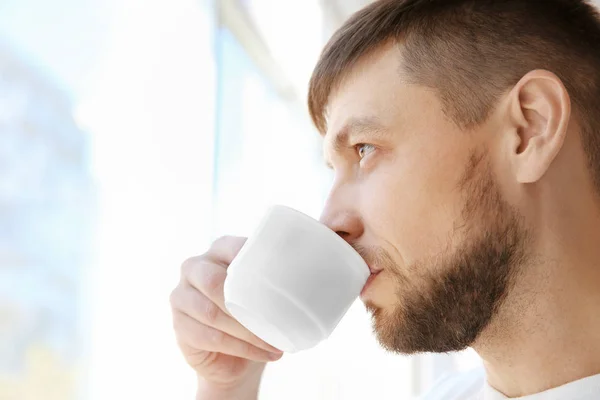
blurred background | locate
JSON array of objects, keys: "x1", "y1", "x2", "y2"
[{"x1": 0, "y1": 0, "x2": 484, "y2": 399}]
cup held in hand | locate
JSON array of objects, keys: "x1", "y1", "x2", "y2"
[{"x1": 224, "y1": 205, "x2": 369, "y2": 353}]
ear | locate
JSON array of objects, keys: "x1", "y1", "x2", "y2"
[{"x1": 504, "y1": 70, "x2": 571, "y2": 184}]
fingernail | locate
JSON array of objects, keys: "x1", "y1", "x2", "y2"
[{"x1": 269, "y1": 352, "x2": 283, "y2": 361}]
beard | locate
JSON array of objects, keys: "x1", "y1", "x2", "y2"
[{"x1": 359, "y1": 150, "x2": 530, "y2": 354}]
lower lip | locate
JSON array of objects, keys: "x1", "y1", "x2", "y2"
[{"x1": 360, "y1": 272, "x2": 381, "y2": 297}]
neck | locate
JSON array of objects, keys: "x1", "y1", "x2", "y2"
[{"x1": 474, "y1": 195, "x2": 600, "y2": 398}]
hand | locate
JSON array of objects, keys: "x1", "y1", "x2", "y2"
[{"x1": 170, "y1": 236, "x2": 283, "y2": 395}]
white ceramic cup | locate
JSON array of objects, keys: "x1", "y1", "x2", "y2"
[{"x1": 224, "y1": 205, "x2": 370, "y2": 353}]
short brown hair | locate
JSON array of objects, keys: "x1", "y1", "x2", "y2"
[{"x1": 308, "y1": 0, "x2": 600, "y2": 189}]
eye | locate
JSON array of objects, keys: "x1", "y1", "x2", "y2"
[{"x1": 356, "y1": 143, "x2": 376, "y2": 160}]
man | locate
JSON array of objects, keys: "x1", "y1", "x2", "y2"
[{"x1": 169, "y1": 0, "x2": 600, "y2": 398}]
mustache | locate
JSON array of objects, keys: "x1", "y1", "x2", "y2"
[{"x1": 350, "y1": 243, "x2": 397, "y2": 271}]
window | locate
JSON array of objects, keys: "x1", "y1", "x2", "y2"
[
  {"x1": 212, "y1": 26, "x2": 329, "y2": 237},
  {"x1": 1, "y1": 1, "x2": 217, "y2": 399}
]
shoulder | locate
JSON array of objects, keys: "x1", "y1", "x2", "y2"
[{"x1": 419, "y1": 367, "x2": 486, "y2": 400}]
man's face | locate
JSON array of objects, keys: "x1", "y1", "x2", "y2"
[{"x1": 321, "y1": 45, "x2": 530, "y2": 353}]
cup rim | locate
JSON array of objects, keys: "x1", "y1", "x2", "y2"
[{"x1": 269, "y1": 205, "x2": 369, "y2": 279}]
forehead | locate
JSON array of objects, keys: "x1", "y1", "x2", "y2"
[
  {"x1": 325, "y1": 44, "x2": 415, "y2": 137},
  {"x1": 322, "y1": 45, "x2": 453, "y2": 160}
]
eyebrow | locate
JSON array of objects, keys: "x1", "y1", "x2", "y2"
[{"x1": 324, "y1": 117, "x2": 388, "y2": 169}]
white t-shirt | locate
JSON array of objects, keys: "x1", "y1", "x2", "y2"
[{"x1": 420, "y1": 368, "x2": 600, "y2": 400}]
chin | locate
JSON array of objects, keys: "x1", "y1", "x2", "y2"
[{"x1": 365, "y1": 302, "x2": 396, "y2": 334}]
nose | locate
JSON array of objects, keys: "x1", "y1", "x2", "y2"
[{"x1": 319, "y1": 198, "x2": 364, "y2": 244}]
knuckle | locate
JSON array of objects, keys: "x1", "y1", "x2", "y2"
[
  {"x1": 180, "y1": 257, "x2": 198, "y2": 276},
  {"x1": 202, "y1": 299, "x2": 219, "y2": 325},
  {"x1": 243, "y1": 342, "x2": 258, "y2": 358},
  {"x1": 206, "y1": 327, "x2": 225, "y2": 346},
  {"x1": 199, "y1": 270, "x2": 223, "y2": 297}
]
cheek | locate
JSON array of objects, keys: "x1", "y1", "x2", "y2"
[{"x1": 360, "y1": 146, "x2": 467, "y2": 265}]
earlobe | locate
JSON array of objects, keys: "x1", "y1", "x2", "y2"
[{"x1": 507, "y1": 70, "x2": 571, "y2": 184}]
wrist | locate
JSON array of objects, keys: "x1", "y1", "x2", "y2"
[
  {"x1": 196, "y1": 368, "x2": 264, "y2": 400},
  {"x1": 196, "y1": 382, "x2": 250, "y2": 400}
]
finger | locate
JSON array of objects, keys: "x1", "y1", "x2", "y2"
[
  {"x1": 207, "y1": 236, "x2": 247, "y2": 266},
  {"x1": 179, "y1": 235, "x2": 246, "y2": 288},
  {"x1": 173, "y1": 310, "x2": 283, "y2": 362},
  {"x1": 181, "y1": 258, "x2": 228, "y2": 313},
  {"x1": 172, "y1": 285, "x2": 282, "y2": 354}
]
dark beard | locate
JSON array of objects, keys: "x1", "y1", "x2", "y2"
[{"x1": 363, "y1": 151, "x2": 529, "y2": 354}]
